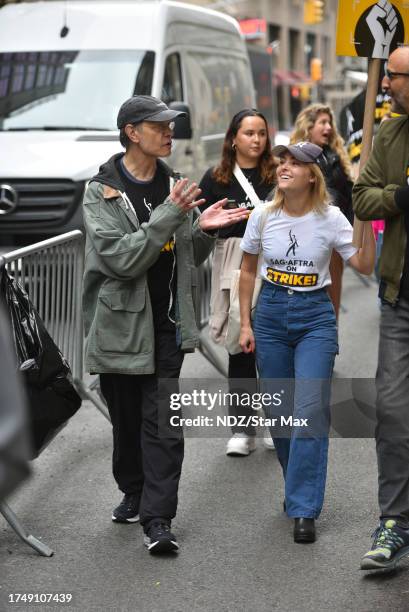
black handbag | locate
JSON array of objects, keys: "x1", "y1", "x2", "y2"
[{"x1": 0, "y1": 269, "x2": 82, "y2": 458}]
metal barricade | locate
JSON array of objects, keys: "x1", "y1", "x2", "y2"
[
  {"x1": 0, "y1": 230, "x2": 107, "y2": 557},
  {"x1": 0, "y1": 230, "x2": 225, "y2": 412},
  {"x1": 0, "y1": 230, "x2": 109, "y2": 419},
  {"x1": 0, "y1": 231, "x2": 84, "y2": 381}
]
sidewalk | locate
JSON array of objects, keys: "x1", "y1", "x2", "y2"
[{"x1": 1, "y1": 269, "x2": 408, "y2": 612}]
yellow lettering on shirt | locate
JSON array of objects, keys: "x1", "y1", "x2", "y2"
[
  {"x1": 266, "y1": 267, "x2": 318, "y2": 287},
  {"x1": 161, "y1": 237, "x2": 175, "y2": 253}
]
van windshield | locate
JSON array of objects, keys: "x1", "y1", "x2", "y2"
[{"x1": 0, "y1": 50, "x2": 155, "y2": 131}]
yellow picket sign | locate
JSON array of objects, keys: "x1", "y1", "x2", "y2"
[{"x1": 336, "y1": 0, "x2": 409, "y2": 59}]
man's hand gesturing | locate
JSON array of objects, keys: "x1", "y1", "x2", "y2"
[
  {"x1": 198, "y1": 199, "x2": 250, "y2": 232},
  {"x1": 170, "y1": 178, "x2": 205, "y2": 213},
  {"x1": 170, "y1": 177, "x2": 251, "y2": 231}
]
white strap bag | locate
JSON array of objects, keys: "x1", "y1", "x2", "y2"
[
  {"x1": 233, "y1": 164, "x2": 262, "y2": 208},
  {"x1": 225, "y1": 209, "x2": 268, "y2": 355}
]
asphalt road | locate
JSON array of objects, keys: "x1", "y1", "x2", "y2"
[{"x1": 1, "y1": 268, "x2": 409, "y2": 612}]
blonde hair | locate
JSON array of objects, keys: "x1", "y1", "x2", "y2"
[
  {"x1": 267, "y1": 162, "x2": 330, "y2": 214},
  {"x1": 290, "y1": 103, "x2": 352, "y2": 179}
]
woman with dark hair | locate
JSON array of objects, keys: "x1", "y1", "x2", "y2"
[{"x1": 199, "y1": 108, "x2": 276, "y2": 456}]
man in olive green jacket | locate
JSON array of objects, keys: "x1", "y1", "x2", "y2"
[
  {"x1": 353, "y1": 47, "x2": 409, "y2": 571},
  {"x1": 83, "y1": 95, "x2": 248, "y2": 554}
]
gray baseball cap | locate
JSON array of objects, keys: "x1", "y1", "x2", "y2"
[
  {"x1": 117, "y1": 95, "x2": 186, "y2": 128},
  {"x1": 272, "y1": 141, "x2": 323, "y2": 163}
]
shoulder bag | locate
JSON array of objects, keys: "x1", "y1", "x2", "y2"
[{"x1": 225, "y1": 166, "x2": 268, "y2": 355}]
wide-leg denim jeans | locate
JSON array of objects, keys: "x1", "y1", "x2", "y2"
[{"x1": 253, "y1": 282, "x2": 338, "y2": 519}]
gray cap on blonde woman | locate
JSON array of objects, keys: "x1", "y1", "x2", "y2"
[{"x1": 272, "y1": 141, "x2": 322, "y2": 163}]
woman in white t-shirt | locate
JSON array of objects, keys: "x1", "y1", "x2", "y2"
[{"x1": 239, "y1": 142, "x2": 375, "y2": 544}]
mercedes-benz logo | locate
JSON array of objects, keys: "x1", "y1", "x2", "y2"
[{"x1": 0, "y1": 184, "x2": 18, "y2": 215}]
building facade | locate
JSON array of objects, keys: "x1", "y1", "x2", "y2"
[{"x1": 187, "y1": 0, "x2": 365, "y2": 129}]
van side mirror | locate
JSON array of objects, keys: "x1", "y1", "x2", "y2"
[{"x1": 169, "y1": 102, "x2": 192, "y2": 139}]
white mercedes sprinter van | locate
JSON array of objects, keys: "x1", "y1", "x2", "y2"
[{"x1": 0, "y1": 0, "x2": 255, "y2": 244}]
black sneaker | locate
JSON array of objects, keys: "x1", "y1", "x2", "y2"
[
  {"x1": 112, "y1": 494, "x2": 140, "y2": 523},
  {"x1": 361, "y1": 519, "x2": 409, "y2": 570},
  {"x1": 143, "y1": 520, "x2": 179, "y2": 553}
]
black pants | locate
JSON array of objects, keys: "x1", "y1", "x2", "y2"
[
  {"x1": 228, "y1": 351, "x2": 258, "y2": 436},
  {"x1": 99, "y1": 323, "x2": 184, "y2": 527}
]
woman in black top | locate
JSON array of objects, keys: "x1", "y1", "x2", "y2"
[
  {"x1": 199, "y1": 108, "x2": 276, "y2": 456},
  {"x1": 290, "y1": 104, "x2": 353, "y2": 319}
]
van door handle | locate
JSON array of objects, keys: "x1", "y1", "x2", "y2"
[{"x1": 185, "y1": 147, "x2": 193, "y2": 156}]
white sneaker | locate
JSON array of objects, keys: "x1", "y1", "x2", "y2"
[
  {"x1": 263, "y1": 429, "x2": 275, "y2": 450},
  {"x1": 226, "y1": 433, "x2": 256, "y2": 456}
]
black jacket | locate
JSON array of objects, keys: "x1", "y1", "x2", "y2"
[{"x1": 317, "y1": 146, "x2": 353, "y2": 224}]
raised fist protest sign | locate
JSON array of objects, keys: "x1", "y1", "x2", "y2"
[{"x1": 336, "y1": 0, "x2": 408, "y2": 59}]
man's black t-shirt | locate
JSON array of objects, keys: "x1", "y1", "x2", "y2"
[
  {"x1": 199, "y1": 167, "x2": 273, "y2": 238},
  {"x1": 115, "y1": 156, "x2": 176, "y2": 323}
]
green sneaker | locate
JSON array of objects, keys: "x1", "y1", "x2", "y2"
[{"x1": 361, "y1": 519, "x2": 409, "y2": 570}]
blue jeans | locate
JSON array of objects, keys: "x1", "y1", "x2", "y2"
[{"x1": 253, "y1": 282, "x2": 338, "y2": 519}]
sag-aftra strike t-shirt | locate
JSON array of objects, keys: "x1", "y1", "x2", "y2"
[{"x1": 240, "y1": 205, "x2": 357, "y2": 291}]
